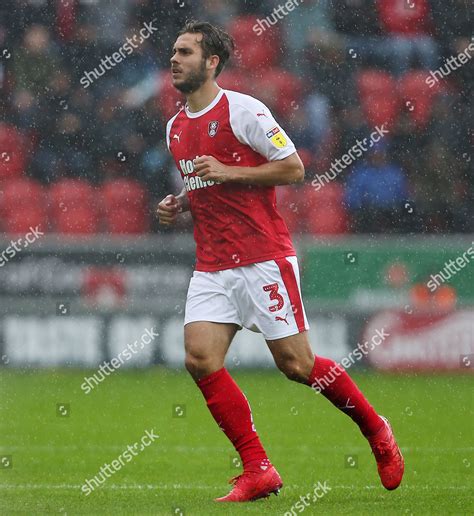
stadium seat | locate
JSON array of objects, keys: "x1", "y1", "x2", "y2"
[
  {"x1": 303, "y1": 183, "x2": 349, "y2": 235},
  {"x1": 3, "y1": 208, "x2": 48, "y2": 235},
  {"x1": 356, "y1": 70, "x2": 399, "y2": 127},
  {"x1": 227, "y1": 16, "x2": 281, "y2": 70},
  {"x1": 102, "y1": 179, "x2": 149, "y2": 234},
  {"x1": 1, "y1": 178, "x2": 48, "y2": 234},
  {"x1": 399, "y1": 71, "x2": 442, "y2": 129},
  {"x1": 49, "y1": 179, "x2": 99, "y2": 234},
  {"x1": 1, "y1": 177, "x2": 45, "y2": 214},
  {"x1": 228, "y1": 15, "x2": 265, "y2": 43},
  {"x1": 252, "y1": 68, "x2": 304, "y2": 118},
  {"x1": 55, "y1": 206, "x2": 100, "y2": 235},
  {"x1": 217, "y1": 69, "x2": 250, "y2": 93},
  {"x1": 377, "y1": 0, "x2": 432, "y2": 35},
  {"x1": 236, "y1": 40, "x2": 281, "y2": 71},
  {"x1": 0, "y1": 123, "x2": 27, "y2": 180},
  {"x1": 356, "y1": 70, "x2": 396, "y2": 98},
  {"x1": 364, "y1": 96, "x2": 400, "y2": 127}
]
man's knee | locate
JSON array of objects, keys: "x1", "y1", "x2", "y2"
[
  {"x1": 276, "y1": 355, "x2": 312, "y2": 383},
  {"x1": 184, "y1": 352, "x2": 197, "y2": 375},
  {"x1": 184, "y1": 346, "x2": 204, "y2": 369},
  {"x1": 184, "y1": 322, "x2": 236, "y2": 379},
  {"x1": 184, "y1": 343, "x2": 224, "y2": 380},
  {"x1": 184, "y1": 351, "x2": 209, "y2": 376}
]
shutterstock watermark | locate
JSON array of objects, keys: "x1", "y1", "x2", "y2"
[
  {"x1": 311, "y1": 328, "x2": 390, "y2": 394},
  {"x1": 284, "y1": 481, "x2": 331, "y2": 515},
  {"x1": 427, "y1": 243, "x2": 474, "y2": 293},
  {"x1": 0, "y1": 226, "x2": 44, "y2": 267},
  {"x1": 80, "y1": 327, "x2": 159, "y2": 394},
  {"x1": 81, "y1": 428, "x2": 159, "y2": 495},
  {"x1": 253, "y1": 0, "x2": 304, "y2": 36},
  {"x1": 80, "y1": 19, "x2": 158, "y2": 88},
  {"x1": 426, "y1": 41, "x2": 474, "y2": 88},
  {"x1": 311, "y1": 124, "x2": 389, "y2": 191}
]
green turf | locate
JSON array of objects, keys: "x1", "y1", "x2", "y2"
[{"x1": 0, "y1": 368, "x2": 472, "y2": 515}]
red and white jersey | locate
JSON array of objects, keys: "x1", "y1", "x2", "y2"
[{"x1": 166, "y1": 88, "x2": 296, "y2": 272}]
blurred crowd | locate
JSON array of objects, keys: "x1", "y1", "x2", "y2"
[{"x1": 0, "y1": 0, "x2": 472, "y2": 235}]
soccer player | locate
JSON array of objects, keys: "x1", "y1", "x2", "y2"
[{"x1": 157, "y1": 20, "x2": 404, "y2": 503}]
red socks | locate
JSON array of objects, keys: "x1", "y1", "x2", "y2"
[
  {"x1": 196, "y1": 358, "x2": 382, "y2": 473},
  {"x1": 307, "y1": 355, "x2": 383, "y2": 437},
  {"x1": 196, "y1": 368, "x2": 270, "y2": 472}
]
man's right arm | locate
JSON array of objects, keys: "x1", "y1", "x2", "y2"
[
  {"x1": 157, "y1": 188, "x2": 189, "y2": 226},
  {"x1": 164, "y1": 117, "x2": 189, "y2": 223},
  {"x1": 176, "y1": 187, "x2": 190, "y2": 213}
]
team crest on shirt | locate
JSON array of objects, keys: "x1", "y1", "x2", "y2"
[
  {"x1": 266, "y1": 126, "x2": 287, "y2": 149},
  {"x1": 208, "y1": 121, "x2": 219, "y2": 137}
]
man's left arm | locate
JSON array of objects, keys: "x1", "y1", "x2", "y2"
[
  {"x1": 195, "y1": 96, "x2": 306, "y2": 186},
  {"x1": 193, "y1": 152, "x2": 305, "y2": 186}
]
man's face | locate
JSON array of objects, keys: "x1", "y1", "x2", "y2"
[{"x1": 170, "y1": 33, "x2": 210, "y2": 94}]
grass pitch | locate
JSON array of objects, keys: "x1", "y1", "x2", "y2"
[{"x1": 0, "y1": 368, "x2": 472, "y2": 515}]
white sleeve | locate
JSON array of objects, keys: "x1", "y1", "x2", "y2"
[
  {"x1": 227, "y1": 91, "x2": 297, "y2": 162},
  {"x1": 166, "y1": 112, "x2": 180, "y2": 151}
]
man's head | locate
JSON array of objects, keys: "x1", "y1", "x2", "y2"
[{"x1": 171, "y1": 20, "x2": 234, "y2": 94}]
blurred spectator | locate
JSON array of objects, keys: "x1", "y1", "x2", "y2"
[
  {"x1": 203, "y1": 0, "x2": 237, "y2": 27},
  {"x1": 345, "y1": 144, "x2": 408, "y2": 232},
  {"x1": 77, "y1": 0, "x2": 131, "y2": 46},
  {"x1": 333, "y1": 0, "x2": 380, "y2": 37},
  {"x1": 411, "y1": 140, "x2": 470, "y2": 233},
  {"x1": 282, "y1": 0, "x2": 340, "y2": 69},
  {"x1": 304, "y1": 90, "x2": 332, "y2": 150},
  {"x1": 0, "y1": 122, "x2": 28, "y2": 179},
  {"x1": 376, "y1": 0, "x2": 439, "y2": 75},
  {"x1": 117, "y1": 38, "x2": 160, "y2": 88},
  {"x1": 132, "y1": 0, "x2": 200, "y2": 68},
  {"x1": 64, "y1": 23, "x2": 105, "y2": 86},
  {"x1": 333, "y1": 0, "x2": 385, "y2": 74},
  {"x1": 334, "y1": 0, "x2": 439, "y2": 75},
  {"x1": 3, "y1": 0, "x2": 56, "y2": 45},
  {"x1": 13, "y1": 24, "x2": 60, "y2": 95}
]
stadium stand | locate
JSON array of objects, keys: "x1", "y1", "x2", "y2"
[{"x1": 0, "y1": 0, "x2": 471, "y2": 235}]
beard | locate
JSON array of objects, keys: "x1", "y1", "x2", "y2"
[{"x1": 174, "y1": 59, "x2": 208, "y2": 94}]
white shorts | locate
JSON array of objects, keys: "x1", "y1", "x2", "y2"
[{"x1": 184, "y1": 256, "x2": 310, "y2": 340}]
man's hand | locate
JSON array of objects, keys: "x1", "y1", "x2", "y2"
[
  {"x1": 157, "y1": 194, "x2": 182, "y2": 226},
  {"x1": 193, "y1": 156, "x2": 234, "y2": 184}
]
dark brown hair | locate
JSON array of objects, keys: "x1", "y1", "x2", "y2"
[{"x1": 178, "y1": 20, "x2": 235, "y2": 77}]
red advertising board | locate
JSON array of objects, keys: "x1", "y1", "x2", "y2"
[{"x1": 365, "y1": 309, "x2": 474, "y2": 372}]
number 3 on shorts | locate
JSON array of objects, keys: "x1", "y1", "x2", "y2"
[{"x1": 262, "y1": 283, "x2": 284, "y2": 312}]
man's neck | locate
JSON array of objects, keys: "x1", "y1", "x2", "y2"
[{"x1": 186, "y1": 81, "x2": 221, "y2": 113}]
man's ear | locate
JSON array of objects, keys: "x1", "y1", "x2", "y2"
[{"x1": 208, "y1": 54, "x2": 220, "y2": 73}]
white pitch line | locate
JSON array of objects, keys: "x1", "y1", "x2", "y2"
[
  {"x1": 0, "y1": 445, "x2": 472, "y2": 453},
  {"x1": 332, "y1": 485, "x2": 472, "y2": 491},
  {"x1": 0, "y1": 484, "x2": 471, "y2": 491},
  {"x1": 0, "y1": 445, "x2": 230, "y2": 452},
  {"x1": 0, "y1": 484, "x2": 216, "y2": 490}
]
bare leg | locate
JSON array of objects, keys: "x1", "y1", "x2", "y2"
[
  {"x1": 184, "y1": 321, "x2": 238, "y2": 380},
  {"x1": 186, "y1": 322, "x2": 271, "y2": 472},
  {"x1": 266, "y1": 331, "x2": 383, "y2": 436}
]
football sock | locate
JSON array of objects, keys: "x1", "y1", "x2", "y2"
[
  {"x1": 196, "y1": 367, "x2": 270, "y2": 472},
  {"x1": 307, "y1": 355, "x2": 383, "y2": 436}
]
